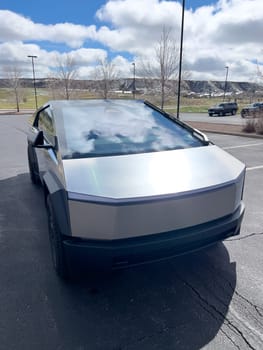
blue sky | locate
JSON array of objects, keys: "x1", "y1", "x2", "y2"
[
  {"x1": 0, "y1": 0, "x2": 214, "y2": 24},
  {"x1": 0, "y1": 0, "x2": 262, "y2": 81},
  {"x1": 0, "y1": 0, "x2": 107, "y2": 25}
]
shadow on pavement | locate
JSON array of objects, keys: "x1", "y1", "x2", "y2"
[{"x1": 0, "y1": 173, "x2": 236, "y2": 350}]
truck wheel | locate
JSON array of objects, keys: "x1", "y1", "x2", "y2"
[{"x1": 47, "y1": 196, "x2": 69, "y2": 279}]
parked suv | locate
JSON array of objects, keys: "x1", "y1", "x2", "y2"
[
  {"x1": 208, "y1": 102, "x2": 238, "y2": 116},
  {"x1": 240, "y1": 102, "x2": 263, "y2": 118}
]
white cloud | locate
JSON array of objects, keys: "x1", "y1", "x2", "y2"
[
  {"x1": 95, "y1": 0, "x2": 263, "y2": 81},
  {"x1": 96, "y1": 0, "x2": 182, "y2": 28},
  {"x1": 95, "y1": 0, "x2": 182, "y2": 54},
  {"x1": 0, "y1": 10, "x2": 96, "y2": 48},
  {"x1": 64, "y1": 48, "x2": 107, "y2": 66},
  {"x1": 0, "y1": 1, "x2": 263, "y2": 81},
  {"x1": 112, "y1": 55, "x2": 132, "y2": 76},
  {"x1": 0, "y1": 41, "x2": 53, "y2": 77},
  {"x1": 182, "y1": 0, "x2": 263, "y2": 80},
  {"x1": 0, "y1": 42, "x2": 108, "y2": 78}
]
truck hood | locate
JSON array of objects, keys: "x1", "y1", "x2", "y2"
[{"x1": 62, "y1": 145, "x2": 245, "y2": 200}]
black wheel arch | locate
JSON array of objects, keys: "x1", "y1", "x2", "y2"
[
  {"x1": 27, "y1": 143, "x2": 41, "y2": 184},
  {"x1": 43, "y1": 172, "x2": 71, "y2": 237}
]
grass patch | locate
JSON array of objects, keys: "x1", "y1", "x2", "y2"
[
  {"x1": 0, "y1": 87, "x2": 259, "y2": 113},
  {"x1": 0, "y1": 88, "x2": 50, "y2": 109}
]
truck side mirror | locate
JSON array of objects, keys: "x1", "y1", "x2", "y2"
[{"x1": 33, "y1": 131, "x2": 53, "y2": 149}]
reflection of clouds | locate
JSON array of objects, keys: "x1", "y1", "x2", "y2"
[
  {"x1": 85, "y1": 105, "x2": 157, "y2": 144},
  {"x1": 63, "y1": 109, "x2": 96, "y2": 154},
  {"x1": 61, "y1": 100, "x2": 201, "y2": 157}
]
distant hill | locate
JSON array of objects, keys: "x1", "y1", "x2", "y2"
[
  {"x1": 1, "y1": 78, "x2": 262, "y2": 98},
  {"x1": 183, "y1": 80, "x2": 263, "y2": 98}
]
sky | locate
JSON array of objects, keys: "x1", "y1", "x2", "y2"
[{"x1": 0, "y1": 0, "x2": 263, "y2": 82}]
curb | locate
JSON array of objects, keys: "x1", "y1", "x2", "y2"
[
  {"x1": 187, "y1": 121, "x2": 263, "y2": 139},
  {"x1": 0, "y1": 110, "x2": 34, "y2": 115},
  {"x1": 196, "y1": 128, "x2": 263, "y2": 139}
]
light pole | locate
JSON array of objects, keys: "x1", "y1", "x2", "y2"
[
  {"x1": 176, "y1": 0, "x2": 185, "y2": 119},
  {"x1": 223, "y1": 65, "x2": 229, "y2": 102},
  {"x1": 132, "y1": 62, "x2": 136, "y2": 99},
  {"x1": 27, "y1": 55, "x2": 38, "y2": 109}
]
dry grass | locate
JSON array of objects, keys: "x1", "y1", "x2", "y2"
[
  {"x1": 242, "y1": 120, "x2": 256, "y2": 133},
  {"x1": 255, "y1": 114, "x2": 263, "y2": 135},
  {"x1": 242, "y1": 111, "x2": 263, "y2": 135}
]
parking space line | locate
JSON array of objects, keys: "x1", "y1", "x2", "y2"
[
  {"x1": 223, "y1": 142, "x2": 263, "y2": 150},
  {"x1": 246, "y1": 165, "x2": 263, "y2": 171}
]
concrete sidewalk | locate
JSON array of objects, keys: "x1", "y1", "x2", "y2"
[{"x1": 0, "y1": 109, "x2": 34, "y2": 115}]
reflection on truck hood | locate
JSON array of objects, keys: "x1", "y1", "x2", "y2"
[{"x1": 63, "y1": 145, "x2": 245, "y2": 200}]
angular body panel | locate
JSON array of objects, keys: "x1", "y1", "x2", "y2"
[
  {"x1": 68, "y1": 182, "x2": 243, "y2": 239},
  {"x1": 65, "y1": 145, "x2": 245, "y2": 239},
  {"x1": 64, "y1": 145, "x2": 244, "y2": 199}
]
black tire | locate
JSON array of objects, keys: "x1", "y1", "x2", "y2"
[
  {"x1": 27, "y1": 145, "x2": 40, "y2": 185},
  {"x1": 47, "y1": 196, "x2": 69, "y2": 279},
  {"x1": 209, "y1": 113, "x2": 213, "y2": 117}
]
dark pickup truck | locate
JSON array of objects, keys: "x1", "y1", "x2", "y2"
[{"x1": 208, "y1": 102, "x2": 238, "y2": 116}]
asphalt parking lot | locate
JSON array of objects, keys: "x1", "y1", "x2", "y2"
[{"x1": 0, "y1": 114, "x2": 263, "y2": 350}]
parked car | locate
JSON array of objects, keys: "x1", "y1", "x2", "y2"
[
  {"x1": 208, "y1": 102, "x2": 238, "y2": 116},
  {"x1": 240, "y1": 102, "x2": 263, "y2": 118},
  {"x1": 27, "y1": 99, "x2": 245, "y2": 278}
]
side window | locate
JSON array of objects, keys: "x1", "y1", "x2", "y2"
[{"x1": 38, "y1": 109, "x2": 55, "y2": 145}]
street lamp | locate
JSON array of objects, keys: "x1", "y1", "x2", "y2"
[
  {"x1": 27, "y1": 55, "x2": 38, "y2": 109},
  {"x1": 176, "y1": 0, "x2": 185, "y2": 119},
  {"x1": 132, "y1": 62, "x2": 136, "y2": 99},
  {"x1": 223, "y1": 66, "x2": 229, "y2": 102}
]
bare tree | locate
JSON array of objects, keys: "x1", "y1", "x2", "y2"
[
  {"x1": 138, "y1": 26, "x2": 188, "y2": 109},
  {"x1": 257, "y1": 61, "x2": 263, "y2": 81},
  {"x1": 156, "y1": 27, "x2": 178, "y2": 108},
  {"x1": 3, "y1": 65, "x2": 22, "y2": 112},
  {"x1": 94, "y1": 58, "x2": 119, "y2": 99},
  {"x1": 45, "y1": 75, "x2": 59, "y2": 99},
  {"x1": 55, "y1": 54, "x2": 78, "y2": 100}
]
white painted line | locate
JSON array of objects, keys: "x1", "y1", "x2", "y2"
[
  {"x1": 223, "y1": 142, "x2": 263, "y2": 150},
  {"x1": 246, "y1": 165, "x2": 263, "y2": 171}
]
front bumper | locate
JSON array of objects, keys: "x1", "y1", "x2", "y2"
[{"x1": 63, "y1": 202, "x2": 245, "y2": 271}]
